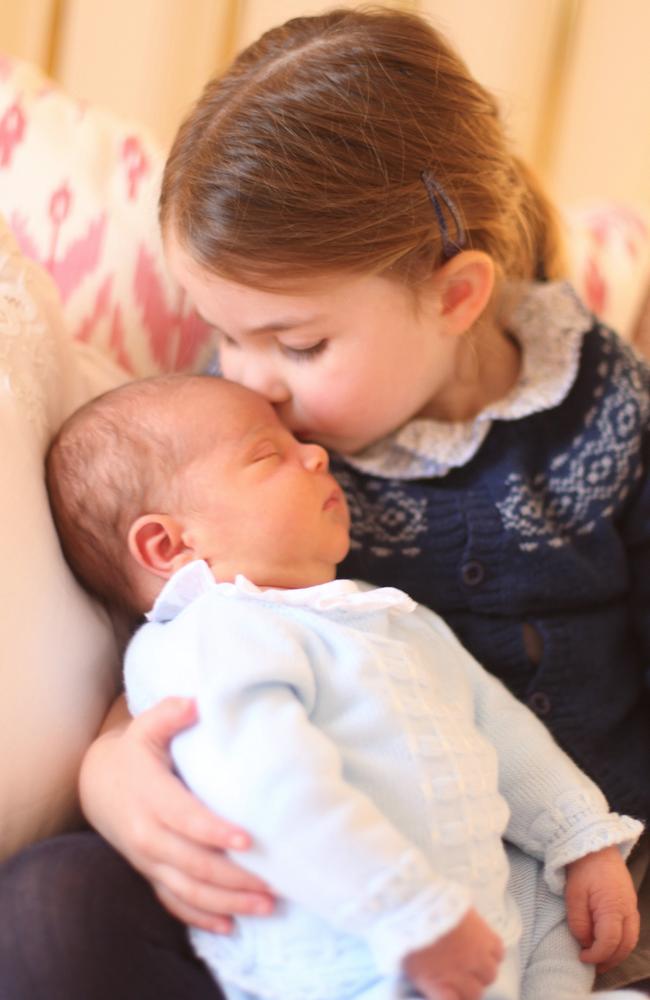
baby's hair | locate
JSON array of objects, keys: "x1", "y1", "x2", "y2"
[
  {"x1": 161, "y1": 6, "x2": 564, "y2": 290},
  {"x1": 46, "y1": 374, "x2": 211, "y2": 617}
]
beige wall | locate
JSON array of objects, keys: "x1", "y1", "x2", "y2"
[{"x1": 0, "y1": 0, "x2": 649, "y2": 211}]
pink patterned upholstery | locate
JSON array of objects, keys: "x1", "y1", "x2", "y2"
[
  {"x1": 565, "y1": 203, "x2": 650, "y2": 353},
  {"x1": 0, "y1": 55, "x2": 212, "y2": 377}
]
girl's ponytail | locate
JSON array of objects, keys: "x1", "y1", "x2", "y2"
[{"x1": 511, "y1": 156, "x2": 566, "y2": 282}]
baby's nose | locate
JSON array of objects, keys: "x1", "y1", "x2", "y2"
[{"x1": 301, "y1": 443, "x2": 329, "y2": 472}]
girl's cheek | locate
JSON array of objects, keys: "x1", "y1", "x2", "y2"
[{"x1": 307, "y1": 387, "x2": 340, "y2": 418}]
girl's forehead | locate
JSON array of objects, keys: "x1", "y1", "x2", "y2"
[
  {"x1": 166, "y1": 245, "x2": 403, "y2": 329},
  {"x1": 165, "y1": 233, "x2": 394, "y2": 314}
]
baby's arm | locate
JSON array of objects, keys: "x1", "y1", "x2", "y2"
[
  {"x1": 403, "y1": 908, "x2": 504, "y2": 1000},
  {"x1": 414, "y1": 607, "x2": 643, "y2": 969},
  {"x1": 125, "y1": 596, "x2": 494, "y2": 988}
]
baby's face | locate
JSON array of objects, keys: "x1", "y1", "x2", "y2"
[{"x1": 174, "y1": 381, "x2": 350, "y2": 588}]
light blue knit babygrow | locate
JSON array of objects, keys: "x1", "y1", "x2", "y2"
[{"x1": 124, "y1": 563, "x2": 643, "y2": 1000}]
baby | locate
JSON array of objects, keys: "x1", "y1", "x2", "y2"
[{"x1": 46, "y1": 374, "x2": 644, "y2": 1000}]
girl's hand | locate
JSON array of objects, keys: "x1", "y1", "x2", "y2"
[
  {"x1": 565, "y1": 845, "x2": 640, "y2": 973},
  {"x1": 79, "y1": 695, "x2": 275, "y2": 933},
  {"x1": 402, "y1": 907, "x2": 504, "y2": 1000}
]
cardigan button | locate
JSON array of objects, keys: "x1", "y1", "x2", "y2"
[
  {"x1": 527, "y1": 691, "x2": 551, "y2": 716},
  {"x1": 461, "y1": 560, "x2": 485, "y2": 587}
]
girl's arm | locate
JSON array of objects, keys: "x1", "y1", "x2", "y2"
[{"x1": 78, "y1": 693, "x2": 275, "y2": 933}]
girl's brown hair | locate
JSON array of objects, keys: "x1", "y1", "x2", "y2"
[{"x1": 161, "y1": 6, "x2": 564, "y2": 288}]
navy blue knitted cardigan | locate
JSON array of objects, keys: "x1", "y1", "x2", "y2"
[{"x1": 336, "y1": 322, "x2": 650, "y2": 823}]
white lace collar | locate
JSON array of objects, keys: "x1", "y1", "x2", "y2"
[
  {"x1": 147, "y1": 559, "x2": 416, "y2": 623},
  {"x1": 342, "y1": 281, "x2": 593, "y2": 480}
]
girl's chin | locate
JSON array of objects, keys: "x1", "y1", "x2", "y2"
[{"x1": 297, "y1": 432, "x2": 376, "y2": 456}]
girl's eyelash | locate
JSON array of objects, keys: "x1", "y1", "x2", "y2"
[{"x1": 282, "y1": 340, "x2": 328, "y2": 361}]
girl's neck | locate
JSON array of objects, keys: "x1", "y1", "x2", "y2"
[{"x1": 421, "y1": 320, "x2": 521, "y2": 423}]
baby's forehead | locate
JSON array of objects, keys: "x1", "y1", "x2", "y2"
[
  {"x1": 184, "y1": 378, "x2": 274, "y2": 421},
  {"x1": 173, "y1": 379, "x2": 279, "y2": 447}
]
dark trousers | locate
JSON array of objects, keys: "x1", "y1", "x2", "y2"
[{"x1": 0, "y1": 831, "x2": 223, "y2": 1000}]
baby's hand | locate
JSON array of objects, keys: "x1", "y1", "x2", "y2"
[
  {"x1": 565, "y1": 845, "x2": 640, "y2": 973},
  {"x1": 402, "y1": 907, "x2": 504, "y2": 1000}
]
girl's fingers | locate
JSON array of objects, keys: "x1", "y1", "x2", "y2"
[
  {"x1": 151, "y1": 862, "x2": 274, "y2": 921},
  {"x1": 140, "y1": 827, "x2": 272, "y2": 893},
  {"x1": 154, "y1": 882, "x2": 235, "y2": 933},
  {"x1": 132, "y1": 696, "x2": 199, "y2": 752},
  {"x1": 151, "y1": 774, "x2": 253, "y2": 851}
]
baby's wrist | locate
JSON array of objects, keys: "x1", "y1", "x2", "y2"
[{"x1": 566, "y1": 843, "x2": 621, "y2": 870}]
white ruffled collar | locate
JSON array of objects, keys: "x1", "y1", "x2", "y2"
[
  {"x1": 147, "y1": 559, "x2": 416, "y2": 623},
  {"x1": 342, "y1": 281, "x2": 593, "y2": 480}
]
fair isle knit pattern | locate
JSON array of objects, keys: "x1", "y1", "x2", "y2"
[
  {"x1": 498, "y1": 328, "x2": 649, "y2": 552},
  {"x1": 334, "y1": 282, "x2": 650, "y2": 823}
]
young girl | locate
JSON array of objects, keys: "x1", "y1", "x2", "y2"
[{"x1": 0, "y1": 8, "x2": 648, "y2": 1000}]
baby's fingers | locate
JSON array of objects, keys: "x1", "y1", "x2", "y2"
[
  {"x1": 579, "y1": 910, "x2": 623, "y2": 966},
  {"x1": 595, "y1": 911, "x2": 641, "y2": 974},
  {"x1": 566, "y1": 889, "x2": 593, "y2": 948}
]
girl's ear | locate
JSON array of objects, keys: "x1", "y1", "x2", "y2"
[
  {"x1": 128, "y1": 514, "x2": 194, "y2": 580},
  {"x1": 435, "y1": 250, "x2": 495, "y2": 335}
]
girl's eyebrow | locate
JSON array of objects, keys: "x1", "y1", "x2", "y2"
[
  {"x1": 247, "y1": 318, "x2": 318, "y2": 334},
  {"x1": 196, "y1": 314, "x2": 321, "y2": 336}
]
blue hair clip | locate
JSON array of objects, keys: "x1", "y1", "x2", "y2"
[{"x1": 420, "y1": 170, "x2": 467, "y2": 259}]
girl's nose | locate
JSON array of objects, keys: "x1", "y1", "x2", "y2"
[
  {"x1": 236, "y1": 359, "x2": 290, "y2": 404},
  {"x1": 300, "y1": 442, "x2": 329, "y2": 473}
]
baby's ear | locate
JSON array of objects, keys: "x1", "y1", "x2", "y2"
[
  {"x1": 128, "y1": 515, "x2": 192, "y2": 580},
  {"x1": 435, "y1": 250, "x2": 495, "y2": 335}
]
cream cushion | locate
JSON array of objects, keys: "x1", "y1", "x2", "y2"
[
  {"x1": 0, "y1": 218, "x2": 125, "y2": 861},
  {"x1": 0, "y1": 55, "x2": 216, "y2": 862}
]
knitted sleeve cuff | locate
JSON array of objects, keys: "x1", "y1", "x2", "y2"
[
  {"x1": 332, "y1": 848, "x2": 471, "y2": 975},
  {"x1": 543, "y1": 811, "x2": 644, "y2": 893}
]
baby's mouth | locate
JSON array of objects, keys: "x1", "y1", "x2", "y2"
[{"x1": 323, "y1": 486, "x2": 343, "y2": 511}]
